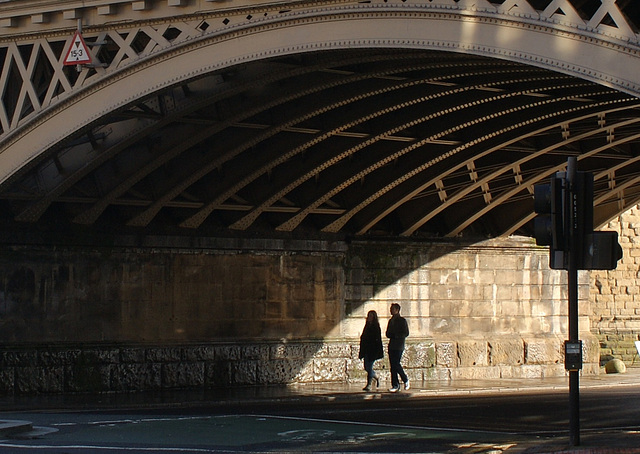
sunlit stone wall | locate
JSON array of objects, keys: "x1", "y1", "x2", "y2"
[
  {"x1": 0, "y1": 235, "x2": 597, "y2": 395},
  {"x1": 590, "y1": 205, "x2": 640, "y2": 366},
  {"x1": 342, "y1": 238, "x2": 598, "y2": 381}
]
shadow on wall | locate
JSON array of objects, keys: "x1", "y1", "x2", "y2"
[{"x1": 0, "y1": 235, "x2": 577, "y2": 394}]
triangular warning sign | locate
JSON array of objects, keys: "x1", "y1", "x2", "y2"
[{"x1": 63, "y1": 31, "x2": 92, "y2": 66}]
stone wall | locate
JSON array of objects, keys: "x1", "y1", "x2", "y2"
[
  {"x1": 590, "y1": 205, "x2": 640, "y2": 366},
  {"x1": 0, "y1": 341, "x2": 438, "y2": 394},
  {"x1": 0, "y1": 235, "x2": 596, "y2": 394},
  {"x1": 0, "y1": 239, "x2": 346, "y2": 343},
  {"x1": 343, "y1": 238, "x2": 598, "y2": 380}
]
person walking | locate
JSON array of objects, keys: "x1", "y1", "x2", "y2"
[
  {"x1": 358, "y1": 310, "x2": 384, "y2": 392},
  {"x1": 386, "y1": 303, "x2": 409, "y2": 392}
]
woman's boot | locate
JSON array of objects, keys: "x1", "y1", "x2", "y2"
[{"x1": 363, "y1": 378, "x2": 373, "y2": 391}]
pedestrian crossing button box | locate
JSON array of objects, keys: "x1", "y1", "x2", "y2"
[{"x1": 564, "y1": 340, "x2": 583, "y2": 371}]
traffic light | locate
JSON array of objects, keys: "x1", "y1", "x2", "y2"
[
  {"x1": 581, "y1": 231, "x2": 623, "y2": 270},
  {"x1": 534, "y1": 176, "x2": 564, "y2": 248},
  {"x1": 572, "y1": 172, "x2": 594, "y2": 267},
  {"x1": 533, "y1": 169, "x2": 622, "y2": 270},
  {"x1": 569, "y1": 171, "x2": 622, "y2": 269},
  {"x1": 534, "y1": 175, "x2": 566, "y2": 269}
]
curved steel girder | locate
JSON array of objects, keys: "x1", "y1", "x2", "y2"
[
  {"x1": 502, "y1": 129, "x2": 640, "y2": 237},
  {"x1": 71, "y1": 58, "x2": 364, "y2": 225},
  {"x1": 277, "y1": 82, "x2": 605, "y2": 233},
  {"x1": 4, "y1": 4, "x2": 640, "y2": 201},
  {"x1": 405, "y1": 110, "x2": 640, "y2": 236},
  {"x1": 1, "y1": 46, "x2": 638, "y2": 240},
  {"x1": 66, "y1": 51, "x2": 436, "y2": 225},
  {"x1": 177, "y1": 66, "x2": 547, "y2": 230},
  {"x1": 260, "y1": 83, "x2": 605, "y2": 234},
  {"x1": 343, "y1": 99, "x2": 638, "y2": 237},
  {"x1": 128, "y1": 60, "x2": 488, "y2": 228},
  {"x1": 224, "y1": 77, "x2": 586, "y2": 232},
  {"x1": 14, "y1": 93, "x2": 189, "y2": 223},
  {"x1": 1, "y1": 0, "x2": 640, "y2": 141},
  {"x1": 11, "y1": 48, "x2": 533, "y2": 234},
  {"x1": 444, "y1": 117, "x2": 640, "y2": 238},
  {"x1": 74, "y1": 56, "x2": 418, "y2": 227},
  {"x1": 505, "y1": 146, "x2": 640, "y2": 235},
  {"x1": 594, "y1": 175, "x2": 640, "y2": 227},
  {"x1": 105, "y1": 62, "x2": 528, "y2": 229},
  {"x1": 593, "y1": 145, "x2": 640, "y2": 198},
  {"x1": 100, "y1": 55, "x2": 490, "y2": 227}
]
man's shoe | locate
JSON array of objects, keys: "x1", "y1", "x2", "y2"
[
  {"x1": 389, "y1": 386, "x2": 400, "y2": 393},
  {"x1": 404, "y1": 380, "x2": 410, "y2": 390}
]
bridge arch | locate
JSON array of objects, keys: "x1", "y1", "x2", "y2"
[
  {"x1": 0, "y1": 1, "x2": 638, "y2": 392},
  {"x1": 3, "y1": 3, "x2": 640, "y2": 238},
  {"x1": 6, "y1": 8, "x2": 640, "y2": 159}
]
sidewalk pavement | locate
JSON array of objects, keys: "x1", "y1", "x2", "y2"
[
  {"x1": 8, "y1": 366, "x2": 639, "y2": 410},
  {"x1": 287, "y1": 367, "x2": 640, "y2": 402},
  {"x1": 1, "y1": 368, "x2": 639, "y2": 453}
]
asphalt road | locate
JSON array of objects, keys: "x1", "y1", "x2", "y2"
[
  {"x1": 284, "y1": 387, "x2": 637, "y2": 434},
  {"x1": 0, "y1": 386, "x2": 639, "y2": 453}
]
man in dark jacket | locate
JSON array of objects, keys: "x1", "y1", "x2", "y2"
[{"x1": 385, "y1": 303, "x2": 409, "y2": 392}]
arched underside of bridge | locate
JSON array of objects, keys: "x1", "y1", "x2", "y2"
[{"x1": 2, "y1": 6, "x2": 640, "y2": 242}]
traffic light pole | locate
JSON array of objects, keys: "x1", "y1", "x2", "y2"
[
  {"x1": 566, "y1": 158, "x2": 580, "y2": 446},
  {"x1": 534, "y1": 158, "x2": 623, "y2": 447}
]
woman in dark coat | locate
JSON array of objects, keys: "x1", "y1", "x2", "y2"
[{"x1": 358, "y1": 310, "x2": 384, "y2": 391}]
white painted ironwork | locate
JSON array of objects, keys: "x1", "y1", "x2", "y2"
[{"x1": 0, "y1": 0, "x2": 639, "y2": 142}]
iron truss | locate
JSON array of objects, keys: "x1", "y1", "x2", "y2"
[{"x1": 0, "y1": 0, "x2": 640, "y2": 241}]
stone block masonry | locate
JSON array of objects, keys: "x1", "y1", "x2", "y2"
[
  {"x1": 0, "y1": 235, "x2": 597, "y2": 394},
  {"x1": 590, "y1": 204, "x2": 640, "y2": 367},
  {"x1": 0, "y1": 341, "x2": 431, "y2": 395},
  {"x1": 0, "y1": 335, "x2": 591, "y2": 395},
  {"x1": 343, "y1": 238, "x2": 598, "y2": 379}
]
